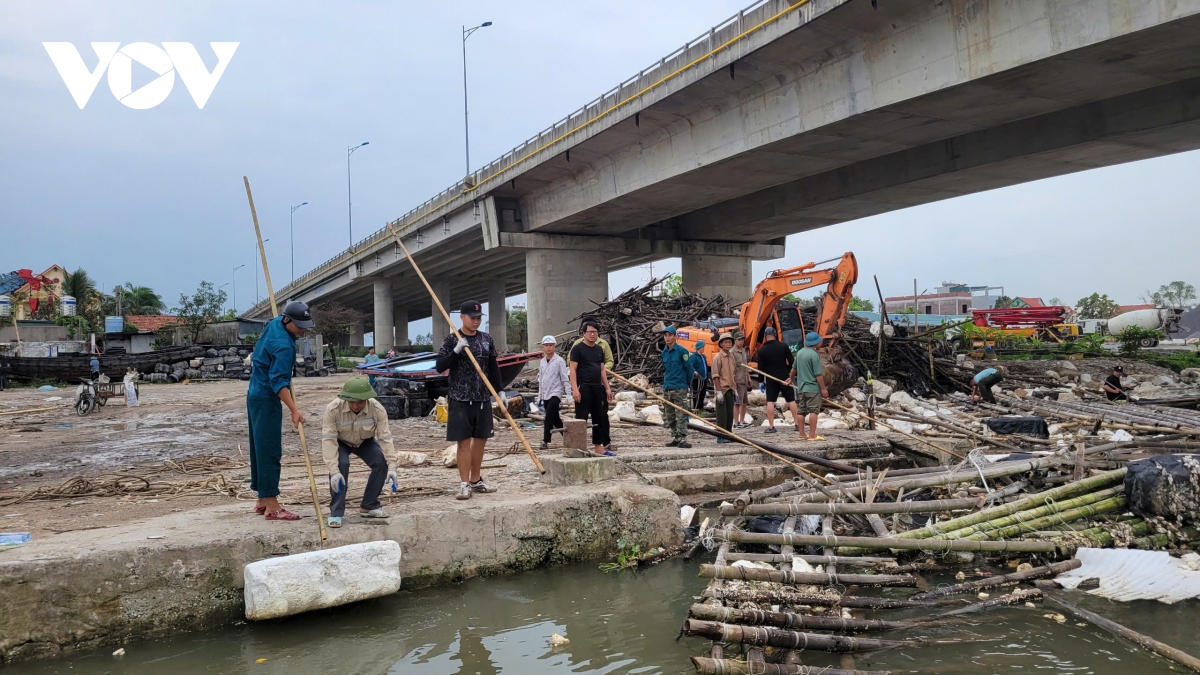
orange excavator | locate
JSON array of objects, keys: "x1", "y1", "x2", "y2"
[{"x1": 674, "y1": 252, "x2": 859, "y2": 392}]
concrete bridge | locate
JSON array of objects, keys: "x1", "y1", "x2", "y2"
[{"x1": 244, "y1": 0, "x2": 1200, "y2": 351}]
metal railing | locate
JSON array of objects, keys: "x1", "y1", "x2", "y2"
[{"x1": 248, "y1": 0, "x2": 812, "y2": 317}]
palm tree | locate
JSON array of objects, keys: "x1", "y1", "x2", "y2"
[
  {"x1": 60, "y1": 267, "x2": 97, "y2": 304},
  {"x1": 120, "y1": 283, "x2": 164, "y2": 315}
]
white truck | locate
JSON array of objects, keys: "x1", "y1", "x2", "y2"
[{"x1": 1104, "y1": 308, "x2": 1185, "y2": 347}]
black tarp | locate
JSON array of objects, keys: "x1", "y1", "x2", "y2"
[
  {"x1": 1125, "y1": 454, "x2": 1200, "y2": 523},
  {"x1": 985, "y1": 416, "x2": 1049, "y2": 439}
]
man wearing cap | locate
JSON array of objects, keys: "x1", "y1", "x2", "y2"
[
  {"x1": 792, "y1": 332, "x2": 829, "y2": 441},
  {"x1": 689, "y1": 340, "x2": 711, "y2": 415},
  {"x1": 731, "y1": 332, "x2": 751, "y2": 429},
  {"x1": 710, "y1": 333, "x2": 737, "y2": 441},
  {"x1": 246, "y1": 300, "x2": 314, "y2": 521},
  {"x1": 756, "y1": 326, "x2": 798, "y2": 434},
  {"x1": 321, "y1": 378, "x2": 400, "y2": 528},
  {"x1": 969, "y1": 366, "x2": 1003, "y2": 404},
  {"x1": 435, "y1": 300, "x2": 504, "y2": 500},
  {"x1": 660, "y1": 326, "x2": 692, "y2": 448},
  {"x1": 537, "y1": 335, "x2": 571, "y2": 450},
  {"x1": 1103, "y1": 365, "x2": 1130, "y2": 402}
]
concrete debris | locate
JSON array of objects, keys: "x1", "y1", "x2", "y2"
[{"x1": 244, "y1": 541, "x2": 402, "y2": 620}]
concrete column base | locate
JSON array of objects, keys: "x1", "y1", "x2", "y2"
[
  {"x1": 393, "y1": 307, "x2": 409, "y2": 347},
  {"x1": 681, "y1": 254, "x2": 752, "y2": 304},
  {"x1": 487, "y1": 279, "x2": 507, "y2": 351},
  {"x1": 373, "y1": 279, "x2": 394, "y2": 355},
  {"x1": 540, "y1": 455, "x2": 616, "y2": 486},
  {"x1": 525, "y1": 248, "x2": 608, "y2": 351}
]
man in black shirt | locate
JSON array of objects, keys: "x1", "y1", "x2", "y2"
[
  {"x1": 1103, "y1": 365, "x2": 1129, "y2": 402},
  {"x1": 569, "y1": 321, "x2": 614, "y2": 455},
  {"x1": 435, "y1": 300, "x2": 504, "y2": 500},
  {"x1": 755, "y1": 327, "x2": 800, "y2": 434}
]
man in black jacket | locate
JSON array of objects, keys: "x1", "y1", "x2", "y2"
[
  {"x1": 755, "y1": 327, "x2": 799, "y2": 434},
  {"x1": 435, "y1": 300, "x2": 504, "y2": 500}
]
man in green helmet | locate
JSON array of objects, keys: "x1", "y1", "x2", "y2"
[{"x1": 320, "y1": 377, "x2": 399, "y2": 528}]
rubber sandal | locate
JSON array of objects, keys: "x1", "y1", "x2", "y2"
[
  {"x1": 254, "y1": 505, "x2": 266, "y2": 515},
  {"x1": 265, "y1": 508, "x2": 301, "y2": 521},
  {"x1": 810, "y1": 435, "x2": 826, "y2": 441},
  {"x1": 327, "y1": 517, "x2": 342, "y2": 528},
  {"x1": 601, "y1": 450, "x2": 616, "y2": 457},
  {"x1": 359, "y1": 509, "x2": 388, "y2": 518}
]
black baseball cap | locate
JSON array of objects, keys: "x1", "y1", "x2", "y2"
[
  {"x1": 459, "y1": 300, "x2": 483, "y2": 318},
  {"x1": 764, "y1": 326, "x2": 777, "y2": 336},
  {"x1": 1113, "y1": 365, "x2": 1124, "y2": 372}
]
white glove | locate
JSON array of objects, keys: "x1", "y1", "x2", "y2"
[
  {"x1": 453, "y1": 337, "x2": 469, "y2": 354},
  {"x1": 386, "y1": 469, "x2": 399, "y2": 489},
  {"x1": 716, "y1": 391, "x2": 725, "y2": 404},
  {"x1": 499, "y1": 391, "x2": 508, "y2": 408},
  {"x1": 329, "y1": 473, "x2": 345, "y2": 493}
]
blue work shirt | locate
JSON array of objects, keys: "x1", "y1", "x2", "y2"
[
  {"x1": 690, "y1": 350, "x2": 709, "y2": 381},
  {"x1": 974, "y1": 367, "x2": 998, "y2": 383},
  {"x1": 248, "y1": 316, "x2": 296, "y2": 399},
  {"x1": 661, "y1": 343, "x2": 691, "y2": 390}
]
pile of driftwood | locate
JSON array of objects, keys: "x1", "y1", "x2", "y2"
[
  {"x1": 562, "y1": 277, "x2": 734, "y2": 381},
  {"x1": 681, "y1": 426, "x2": 1200, "y2": 674}
]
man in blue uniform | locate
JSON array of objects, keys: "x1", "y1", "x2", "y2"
[
  {"x1": 661, "y1": 326, "x2": 692, "y2": 448},
  {"x1": 247, "y1": 301, "x2": 313, "y2": 521}
]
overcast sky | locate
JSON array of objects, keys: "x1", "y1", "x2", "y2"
[{"x1": 2, "y1": 0, "x2": 1197, "y2": 340}]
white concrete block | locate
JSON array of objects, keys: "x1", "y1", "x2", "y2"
[{"x1": 244, "y1": 541, "x2": 402, "y2": 620}]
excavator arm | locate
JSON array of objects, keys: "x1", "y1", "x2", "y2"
[{"x1": 740, "y1": 252, "x2": 858, "y2": 355}]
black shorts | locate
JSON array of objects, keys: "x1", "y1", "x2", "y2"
[
  {"x1": 977, "y1": 373, "x2": 1003, "y2": 403},
  {"x1": 447, "y1": 399, "x2": 494, "y2": 441},
  {"x1": 764, "y1": 379, "x2": 795, "y2": 403}
]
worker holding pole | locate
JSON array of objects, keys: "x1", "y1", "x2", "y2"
[
  {"x1": 792, "y1": 331, "x2": 829, "y2": 441},
  {"x1": 731, "y1": 332, "x2": 751, "y2": 429},
  {"x1": 246, "y1": 301, "x2": 314, "y2": 521},
  {"x1": 434, "y1": 300, "x2": 504, "y2": 500},
  {"x1": 710, "y1": 333, "x2": 737, "y2": 442}
]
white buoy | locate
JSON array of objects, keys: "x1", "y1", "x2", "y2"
[{"x1": 243, "y1": 541, "x2": 402, "y2": 620}]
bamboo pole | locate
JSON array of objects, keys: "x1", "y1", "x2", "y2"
[
  {"x1": 937, "y1": 587, "x2": 1043, "y2": 617},
  {"x1": 688, "y1": 604, "x2": 926, "y2": 633},
  {"x1": 937, "y1": 486, "x2": 1124, "y2": 540},
  {"x1": 699, "y1": 564, "x2": 918, "y2": 587},
  {"x1": 684, "y1": 620, "x2": 933, "y2": 652},
  {"x1": 687, "y1": 422, "x2": 858, "y2": 474},
  {"x1": 382, "y1": 222, "x2": 544, "y2": 474},
  {"x1": 910, "y1": 559, "x2": 1081, "y2": 600},
  {"x1": 604, "y1": 368, "x2": 834, "y2": 485},
  {"x1": 712, "y1": 528, "x2": 1057, "y2": 553},
  {"x1": 0, "y1": 406, "x2": 61, "y2": 416},
  {"x1": 722, "y1": 495, "x2": 983, "y2": 517},
  {"x1": 963, "y1": 494, "x2": 1127, "y2": 542},
  {"x1": 690, "y1": 658, "x2": 890, "y2": 675},
  {"x1": 723, "y1": 552, "x2": 896, "y2": 565},
  {"x1": 244, "y1": 177, "x2": 325, "y2": 541},
  {"x1": 1046, "y1": 594, "x2": 1200, "y2": 672},
  {"x1": 744, "y1": 364, "x2": 965, "y2": 460},
  {"x1": 701, "y1": 588, "x2": 934, "y2": 609}
]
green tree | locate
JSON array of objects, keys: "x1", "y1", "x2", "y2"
[
  {"x1": 60, "y1": 267, "x2": 98, "y2": 304},
  {"x1": 1048, "y1": 297, "x2": 1063, "y2": 307},
  {"x1": 1144, "y1": 281, "x2": 1197, "y2": 309},
  {"x1": 993, "y1": 295, "x2": 1014, "y2": 309},
  {"x1": 1075, "y1": 293, "x2": 1119, "y2": 319},
  {"x1": 660, "y1": 274, "x2": 683, "y2": 298},
  {"x1": 118, "y1": 283, "x2": 165, "y2": 315},
  {"x1": 847, "y1": 296, "x2": 875, "y2": 312},
  {"x1": 505, "y1": 305, "x2": 527, "y2": 352},
  {"x1": 173, "y1": 281, "x2": 228, "y2": 344}
]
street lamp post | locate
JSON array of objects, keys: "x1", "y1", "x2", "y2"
[
  {"x1": 462, "y1": 21, "x2": 492, "y2": 177},
  {"x1": 232, "y1": 264, "x2": 245, "y2": 314},
  {"x1": 347, "y1": 142, "x2": 369, "y2": 248},
  {"x1": 290, "y1": 202, "x2": 308, "y2": 283},
  {"x1": 255, "y1": 239, "x2": 270, "y2": 305},
  {"x1": 220, "y1": 282, "x2": 230, "y2": 313}
]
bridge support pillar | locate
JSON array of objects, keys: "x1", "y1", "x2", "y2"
[
  {"x1": 681, "y1": 254, "x2": 753, "y2": 305},
  {"x1": 373, "y1": 279, "x2": 394, "y2": 355},
  {"x1": 525, "y1": 249, "x2": 608, "y2": 352},
  {"x1": 431, "y1": 277, "x2": 452, "y2": 347},
  {"x1": 393, "y1": 306, "x2": 409, "y2": 347},
  {"x1": 350, "y1": 320, "x2": 365, "y2": 347},
  {"x1": 487, "y1": 280, "x2": 508, "y2": 351}
]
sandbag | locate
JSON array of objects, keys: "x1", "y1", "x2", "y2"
[
  {"x1": 985, "y1": 416, "x2": 1049, "y2": 439},
  {"x1": 1125, "y1": 454, "x2": 1200, "y2": 524}
]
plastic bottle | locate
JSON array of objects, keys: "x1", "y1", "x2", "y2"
[{"x1": 0, "y1": 532, "x2": 31, "y2": 547}]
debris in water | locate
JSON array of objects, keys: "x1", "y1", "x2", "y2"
[
  {"x1": 550, "y1": 632, "x2": 570, "y2": 647},
  {"x1": 112, "y1": 648, "x2": 125, "y2": 657}
]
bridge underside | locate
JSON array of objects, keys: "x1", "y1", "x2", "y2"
[{"x1": 265, "y1": 0, "x2": 1200, "y2": 351}]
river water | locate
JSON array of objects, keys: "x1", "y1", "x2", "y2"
[{"x1": 8, "y1": 558, "x2": 1197, "y2": 674}]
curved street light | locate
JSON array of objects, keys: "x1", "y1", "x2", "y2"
[
  {"x1": 290, "y1": 201, "x2": 309, "y2": 283},
  {"x1": 348, "y1": 142, "x2": 370, "y2": 248},
  {"x1": 462, "y1": 21, "x2": 492, "y2": 177}
]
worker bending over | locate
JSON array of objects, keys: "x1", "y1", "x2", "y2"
[
  {"x1": 1104, "y1": 365, "x2": 1130, "y2": 402},
  {"x1": 792, "y1": 331, "x2": 828, "y2": 441},
  {"x1": 710, "y1": 333, "x2": 737, "y2": 442},
  {"x1": 435, "y1": 300, "x2": 503, "y2": 500},
  {"x1": 321, "y1": 378, "x2": 399, "y2": 528},
  {"x1": 246, "y1": 301, "x2": 313, "y2": 522},
  {"x1": 970, "y1": 366, "x2": 1003, "y2": 403},
  {"x1": 537, "y1": 335, "x2": 571, "y2": 450}
]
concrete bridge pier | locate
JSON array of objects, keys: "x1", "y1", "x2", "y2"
[
  {"x1": 525, "y1": 249, "x2": 608, "y2": 351},
  {"x1": 372, "y1": 279, "x2": 394, "y2": 355},
  {"x1": 430, "y1": 278, "x2": 452, "y2": 347},
  {"x1": 393, "y1": 306, "x2": 408, "y2": 347},
  {"x1": 681, "y1": 254, "x2": 753, "y2": 306},
  {"x1": 350, "y1": 320, "x2": 365, "y2": 348},
  {"x1": 487, "y1": 279, "x2": 508, "y2": 350}
]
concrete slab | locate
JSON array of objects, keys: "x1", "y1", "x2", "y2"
[
  {"x1": 244, "y1": 540, "x2": 402, "y2": 620},
  {"x1": 541, "y1": 455, "x2": 616, "y2": 486}
]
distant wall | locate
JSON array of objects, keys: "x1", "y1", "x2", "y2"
[{"x1": 0, "y1": 324, "x2": 70, "y2": 343}]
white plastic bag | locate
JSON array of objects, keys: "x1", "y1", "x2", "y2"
[{"x1": 124, "y1": 373, "x2": 139, "y2": 407}]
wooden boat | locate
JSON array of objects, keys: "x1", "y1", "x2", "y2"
[{"x1": 0, "y1": 345, "x2": 208, "y2": 381}]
